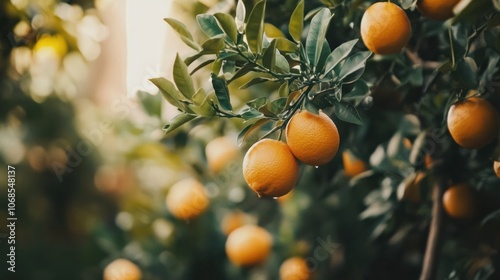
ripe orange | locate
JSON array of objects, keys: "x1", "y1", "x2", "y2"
[
  {"x1": 402, "y1": 172, "x2": 425, "y2": 203},
  {"x1": 360, "y1": 2, "x2": 412, "y2": 55},
  {"x1": 205, "y1": 136, "x2": 239, "y2": 173},
  {"x1": 103, "y1": 259, "x2": 142, "y2": 280},
  {"x1": 417, "y1": 0, "x2": 461, "y2": 20},
  {"x1": 286, "y1": 110, "x2": 340, "y2": 166},
  {"x1": 447, "y1": 97, "x2": 500, "y2": 149},
  {"x1": 443, "y1": 183, "x2": 476, "y2": 219},
  {"x1": 279, "y1": 257, "x2": 312, "y2": 280},
  {"x1": 342, "y1": 150, "x2": 367, "y2": 177},
  {"x1": 494, "y1": 161, "x2": 500, "y2": 178},
  {"x1": 221, "y1": 211, "x2": 248, "y2": 235},
  {"x1": 166, "y1": 178, "x2": 209, "y2": 220},
  {"x1": 243, "y1": 139, "x2": 299, "y2": 197},
  {"x1": 225, "y1": 225, "x2": 272, "y2": 266}
]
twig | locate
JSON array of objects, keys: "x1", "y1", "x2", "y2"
[{"x1": 419, "y1": 178, "x2": 446, "y2": 280}]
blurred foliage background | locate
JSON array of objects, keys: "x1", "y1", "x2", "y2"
[{"x1": 0, "y1": 0, "x2": 500, "y2": 279}]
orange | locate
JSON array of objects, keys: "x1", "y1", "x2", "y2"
[
  {"x1": 243, "y1": 139, "x2": 299, "y2": 197},
  {"x1": 33, "y1": 34, "x2": 68, "y2": 58},
  {"x1": 360, "y1": 2, "x2": 412, "y2": 55},
  {"x1": 225, "y1": 225, "x2": 272, "y2": 266},
  {"x1": 494, "y1": 161, "x2": 500, "y2": 178},
  {"x1": 279, "y1": 257, "x2": 312, "y2": 280},
  {"x1": 103, "y1": 259, "x2": 142, "y2": 280},
  {"x1": 221, "y1": 211, "x2": 248, "y2": 235},
  {"x1": 205, "y1": 136, "x2": 239, "y2": 173},
  {"x1": 447, "y1": 97, "x2": 500, "y2": 149},
  {"x1": 417, "y1": 0, "x2": 461, "y2": 20},
  {"x1": 286, "y1": 110, "x2": 340, "y2": 166},
  {"x1": 402, "y1": 172, "x2": 425, "y2": 203},
  {"x1": 342, "y1": 150, "x2": 367, "y2": 177},
  {"x1": 166, "y1": 178, "x2": 209, "y2": 220},
  {"x1": 443, "y1": 183, "x2": 476, "y2": 219}
]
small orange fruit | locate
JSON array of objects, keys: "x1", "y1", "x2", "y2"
[
  {"x1": 402, "y1": 172, "x2": 425, "y2": 203},
  {"x1": 225, "y1": 225, "x2": 272, "y2": 266},
  {"x1": 280, "y1": 257, "x2": 312, "y2": 280},
  {"x1": 104, "y1": 258, "x2": 142, "y2": 280},
  {"x1": 243, "y1": 139, "x2": 299, "y2": 197},
  {"x1": 443, "y1": 183, "x2": 476, "y2": 219},
  {"x1": 205, "y1": 136, "x2": 239, "y2": 173},
  {"x1": 417, "y1": 0, "x2": 461, "y2": 20},
  {"x1": 342, "y1": 150, "x2": 367, "y2": 177},
  {"x1": 286, "y1": 110, "x2": 340, "y2": 166},
  {"x1": 494, "y1": 161, "x2": 500, "y2": 178},
  {"x1": 360, "y1": 2, "x2": 412, "y2": 55},
  {"x1": 221, "y1": 211, "x2": 248, "y2": 235},
  {"x1": 166, "y1": 178, "x2": 209, "y2": 220},
  {"x1": 447, "y1": 97, "x2": 500, "y2": 149}
]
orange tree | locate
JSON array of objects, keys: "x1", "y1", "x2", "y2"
[{"x1": 145, "y1": 0, "x2": 500, "y2": 279}]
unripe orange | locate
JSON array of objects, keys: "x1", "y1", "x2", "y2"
[
  {"x1": 286, "y1": 110, "x2": 340, "y2": 166},
  {"x1": 225, "y1": 225, "x2": 272, "y2": 266}
]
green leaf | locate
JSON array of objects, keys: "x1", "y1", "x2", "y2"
[
  {"x1": 275, "y1": 38, "x2": 298, "y2": 53},
  {"x1": 262, "y1": 39, "x2": 277, "y2": 70},
  {"x1": 342, "y1": 79, "x2": 369, "y2": 105},
  {"x1": 212, "y1": 59, "x2": 223, "y2": 75},
  {"x1": 278, "y1": 81, "x2": 289, "y2": 98},
  {"x1": 150, "y1": 77, "x2": 185, "y2": 108},
  {"x1": 236, "y1": 0, "x2": 246, "y2": 34},
  {"x1": 247, "y1": 97, "x2": 268, "y2": 111},
  {"x1": 184, "y1": 51, "x2": 205, "y2": 66},
  {"x1": 269, "y1": 97, "x2": 287, "y2": 114},
  {"x1": 189, "y1": 88, "x2": 216, "y2": 117},
  {"x1": 305, "y1": 8, "x2": 332, "y2": 69},
  {"x1": 333, "y1": 102, "x2": 363, "y2": 125},
  {"x1": 222, "y1": 60, "x2": 236, "y2": 75},
  {"x1": 211, "y1": 74, "x2": 232, "y2": 111},
  {"x1": 304, "y1": 98, "x2": 320, "y2": 115},
  {"x1": 137, "y1": 90, "x2": 162, "y2": 117},
  {"x1": 164, "y1": 18, "x2": 201, "y2": 51},
  {"x1": 275, "y1": 51, "x2": 290, "y2": 73},
  {"x1": 457, "y1": 56, "x2": 478, "y2": 88},
  {"x1": 214, "y1": 13, "x2": 238, "y2": 43},
  {"x1": 289, "y1": 0, "x2": 304, "y2": 42},
  {"x1": 173, "y1": 54, "x2": 195, "y2": 99},
  {"x1": 239, "y1": 107, "x2": 264, "y2": 120},
  {"x1": 201, "y1": 34, "x2": 226, "y2": 52},
  {"x1": 343, "y1": 67, "x2": 366, "y2": 84},
  {"x1": 197, "y1": 14, "x2": 224, "y2": 38},
  {"x1": 240, "y1": 77, "x2": 272, "y2": 89},
  {"x1": 315, "y1": 40, "x2": 331, "y2": 74},
  {"x1": 228, "y1": 64, "x2": 254, "y2": 83},
  {"x1": 246, "y1": 0, "x2": 266, "y2": 54},
  {"x1": 336, "y1": 51, "x2": 372, "y2": 81},
  {"x1": 409, "y1": 132, "x2": 426, "y2": 166},
  {"x1": 190, "y1": 59, "x2": 215, "y2": 75},
  {"x1": 163, "y1": 113, "x2": 198, "y2": 134},
  {"x1": 399, "y1": 0, "x2": 413, "y2": 9},
  {"x1": 237, "y1": 119, "x2": 270, "y2": 146},
  {"x1": 323, "y1": 39, "x2": 358, "y2": 76}
]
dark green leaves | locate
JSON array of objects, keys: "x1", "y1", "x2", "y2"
[
  {"x1": 323, "y1": 39, "x2": 358, "y2": 76},
  {"x1": 457, "y1": 56, "x2": 478, "y2": 88},
  {"x1": 289, "y1": 0, "x2": 304, "y2": 42},
  {"x1": 211, "y1": 74, "x2": 232, "y2": 111},
  {"x1": 336, "y1": 51, "x2": 372, "y2": 82},
  {"x1": 197, "y1": 14, "x2": 224, "y2": 38},
  {"x1": 333, "y1": 102, "x2": 363, "y2": 125},
  {"x1": 246, "y1": 0, "x2": 266, "y2": 54},
  {"x1": 305, "y1": 8, "x2": 333, "y2": 70}
]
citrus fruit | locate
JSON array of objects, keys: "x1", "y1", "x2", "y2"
[
  {"x1": 402, "y1": 172, "x2": 425, "y2": 203},
  {"x1": 443, "y1": 183, "x2": 476, "y2": 219},
  {"x1": 34, "y1": 34, "x2": 68, "y2": 58},
  {"x1": 103, "y1": 258, "x2": 142, "y2": 280},
  {"x1": 205, "y1": 136, "x2": 239, "y2": 173},
  {"x1": 342, "y1": 150, "x2": 367, "y2": 177},
  {"x1": 280, "y1": 257, "x2": 312, "y2": 280},
  {"x1": 447, "y1": 97, "x2": 500, "y2": 149},
  {"x1": 360, "y1": 2, "x2": 412, "y2": 55},
  {"x1": 225, "y1": 225, "x2": 272, "y2": 266},
  {"x1": 243, "y1": 139, "x2": 299, "y2": 197},
  {"x1": 494, "y1": 161, "x2": 500, "y2": 178},
  {"x1": 286, "y1": 110, "x2": 340, "y2": 166},
  {"x1": 416, "y1": 0, "x2": 461, "y2": 20},
  {"x1": 166, "y1": 178, "x2": 209, "y2": 220},
  {"x1": 221, "y1": 211, "x2": 248, "y2": 235}
]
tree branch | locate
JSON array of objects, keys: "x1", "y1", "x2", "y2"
[{"x1": 420, "y1": 178, "x2": 446, "y2": 280}]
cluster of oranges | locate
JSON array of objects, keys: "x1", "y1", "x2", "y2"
[{"x1": 360, "y1": 0, "x2": 461, "y2": 55}]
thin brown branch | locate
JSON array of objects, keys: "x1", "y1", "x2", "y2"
[{"x1": 419, "y1": 179, "x2": 446, "y2": 280}]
